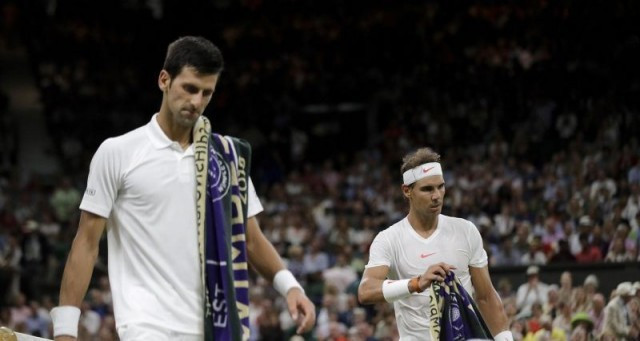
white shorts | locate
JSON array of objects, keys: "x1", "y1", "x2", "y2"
[{"x1": 117, "y1": 323, "x2": 203, "y2": 341}]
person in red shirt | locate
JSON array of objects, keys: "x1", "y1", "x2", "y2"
[{"x1": 575, "y1": 233, "x2": 603, "y2": 263}]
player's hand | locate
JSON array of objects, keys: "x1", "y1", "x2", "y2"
[
  {"x1": 55, "y1": 337, "x2": 76, "y2": 341},
  {"x1": 286, "y1": 287, "x2": 316, "y2": 334},
  {"x1": 418, "y1": 262, "x2": 456, "y2": 291}
]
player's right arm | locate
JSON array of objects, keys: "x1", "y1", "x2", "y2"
[
  {"x1": 358, "y1": 263, "x2": 453, "y2": 304},
  {"x1": 358, "y1": 265, "x2": 391, "y2": 304},
  {"x1": 54, "y1": 210, "x2": 107, "y2": 341}
]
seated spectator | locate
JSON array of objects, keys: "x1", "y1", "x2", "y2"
[
  {"x1": 582, "y1": 274, "x2": 599, "y2": 305},
  {"x1": 322, "y1": 252, "x2": 357, "y2": 294},
  {"x1": 497, "y1": 277, "x2": 516, "y2": 304},
  {"x1": 543, "y1": 285, "x2": 560, "y2": 320},
  {"x1": 524, "y1": 314, "x2": 566, "y2": 341},
  {"x1": 569, "y1": 325, "x2": 588, "y2": 341},
  {"x1": 548, "y1": 239, "x2": 576, "y2": 263},
  {"x1": 9, "y1": 292, "x2": 30, "y2": 331},
  {"x1": 492, "y1": 235, "x2": 522, "y2": 266},
  {"x1": 303, "y1": 239, "x2": 330, "y2": 276},
  {"x1": 605, "y1": 236, "x2": 634, "y2": 262},
  {"x1": 558, "y1": 271, "x2": 575, "y2": 300},
  {"x1": 516, "y1": 265, "x2": 550, "y2": 312},
  {"x1": 588, "y1": 293, "x2": 606, "y2": 337},
  {"x1": 526, "y1": 302, "x2": 545, "y2": 334},
  {"x1": 284, "y1": 245, "x2": 305, "y2": 280},
  {"x1": 602, "y1": 282, "x2": 637, "y2": 340},
  {"x1": 23, "y1": 300, "x2": 49, "y2": 338},
  {"x1": 571, "y1": 287, "x2": 589, "y2": 314},
  {"x1": 553, "y1": 300, "x2": 573, "y2": 336},
  {"x1": 48, "y1": 177, "x2": 81, "y2": 225},
  {"x1": 575, "y1": 233, "x2": 603, "y2": 263},
  {"x1": 570, "y1": 216, "x2": 593, "y2": 255},
  {"x1": 521, "y1": 236, "x2": 547, "y2": 265}
]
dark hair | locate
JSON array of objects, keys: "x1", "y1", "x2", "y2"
[
  {"x1": 162, "y1": 36, "x2": 224, "y2": 78},
  {"x1": 400, "y1": 147, "x2": 441, "y2": 175}
]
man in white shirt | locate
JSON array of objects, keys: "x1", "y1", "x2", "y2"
[
  {"x1": 51, "y1": 36, "x2": 315, "y2": 341},
  {"x1": 515, "y1": 265, "x2": 549, "y2": 313},
  {"x1": 358, "y1": 147, "x2": 512, "y2": 341}
]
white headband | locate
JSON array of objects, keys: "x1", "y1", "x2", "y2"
[{"x1": 403, "y1": 162, "x2": 443, "y2": 185}]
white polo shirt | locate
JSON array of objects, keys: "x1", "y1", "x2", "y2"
[
  {"x1": 80, "y1": 114, "x2": 263, "y2": 334},
  {"x1": 365, "y1": 215, "x2": 488, "y2": 341}
]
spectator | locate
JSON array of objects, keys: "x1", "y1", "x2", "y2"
[
  {"x1": 605, "y1": 236, "x2": 634, "y2": 262},
  {"x1": 256, "y1": 299, "x2": 284, "y2": 341},
  {"x1": 524, "y1": 314, "x2": 566, "y2": 341},
  {"x1": 48, "y1": 177, "x2": 81, "y2": 225},
  {"x1": 571, "y1": 287, "x2": 589, "y2": 314},
  {"x1": 583, "y1": 274, "x2": 599, "y2": 304},
  {"x1": 526, "y1": 302, "x2": 544, "y2": 334},
  {"x1": 558, "y1": 271, "x2": 575, "y2": 300},
  {"x1": 284, "y1": 245, "x2": 305, "y2": 280},
  {"x1": 570, "y1": 312, "x2": 595, "y2": 341},
  {"x1": 322, "y1": 252, "x2": 357, "y2": 294},
  {"x1": 629, "y1": 160, "x2": 640, "y2": 185},
  {"x1": 548, "y1": 239, "x2": 576, "y2": 263},
  {"x1": 575, "y1": 233, "x2": 603, "y2": 263},
  {"x1": 9, "y1": 292, "x2": 30, "y2": 331},
  {"x1": 19, "y1": 220, "x2": 50, "y2": 300},
  {"x1": 23, "y1": 300, "x2": 50, "y2": 338},
  {"x1": 543, "y1": 285, "x2": 560, "y2": 320},
  {"x1": 602, "y1": 282, "x2": 637, "y2": 340},
  {"x1": 303, "y1": 238, "x2": 330, "y2": 276},
  {"x1": 589, "y1": 293, "x2": 606, "y2": 337},
  {"x1": 570, "y1": 216, "x2": 594, "y2": 255},
  {"x1": 590, "y1": 170, "x2": 617, "y2": 201},
  {"x1": 521, "y1": 236, "x2": 547, "y2": 265},
  {"x1": 79, "y1": 300, "x2": 101, "y2": 339},
  {"x1": 497, "y1": 277, "x2": 516, "y2": 304},
  {"x1": 516, "y1": 265, "x2": 550, "y2": 312},
  {"x1": 492, "y1": 236, "x2": 522, "y2": 266},
  {"x1": 0, "y1": 233, "x2": 21, "y2": 304},
  {"x1": 553, "y1": 300, "x2": 573, "y2": 336}
]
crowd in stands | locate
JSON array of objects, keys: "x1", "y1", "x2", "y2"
[{"x1": 1, "y1": 0, "x2": 640, "y2": 339}]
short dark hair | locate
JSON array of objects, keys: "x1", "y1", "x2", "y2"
[
  {"x1": 400, "y1": 147, "x2": 441, "y2": 175},
  {"x1": 162, "y1": 36, "x2": 224, "y2": 78}
]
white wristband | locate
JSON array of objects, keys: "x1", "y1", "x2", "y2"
[
  {"x1": 273, "y1": 269, "x2": 303, "y2": 296},
  {"x1": 51, "y1": 306, "x2": 81, "y2": 338},
  {"x1": 494, "y1": 330, "x2": 514, "y2": 341},
  {"x1": 382, "y1": 279, "x2": 411, "y2": 302}
]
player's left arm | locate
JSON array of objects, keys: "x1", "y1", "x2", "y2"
[
  {"x1": 246, "y1": 216, "x2": 316, "y2": 334},
  {"x1": 469, "y1": 265, "x2": 511, "y2": 339}
]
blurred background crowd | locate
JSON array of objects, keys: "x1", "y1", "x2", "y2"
[{"x1": 1, "y1": 0, "x2": 640, "y2": 340}]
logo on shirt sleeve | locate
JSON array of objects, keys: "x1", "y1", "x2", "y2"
[{"x1": 85, "y1": 188, "x2": 96, "y2": 196}]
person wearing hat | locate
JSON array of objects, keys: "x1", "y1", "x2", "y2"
[
  {"x1": 516, "y1": 265, "x2": 550, "y2": 313},
  {"x1": 601, "y1": 282, "x2": 638, "y2": 340},
  {"x1": 570, "y1": 215, "x2": 594, "y2": 255},
  {"x1": 570, "y1": 312, "x2": 594, "y2": 340}
]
